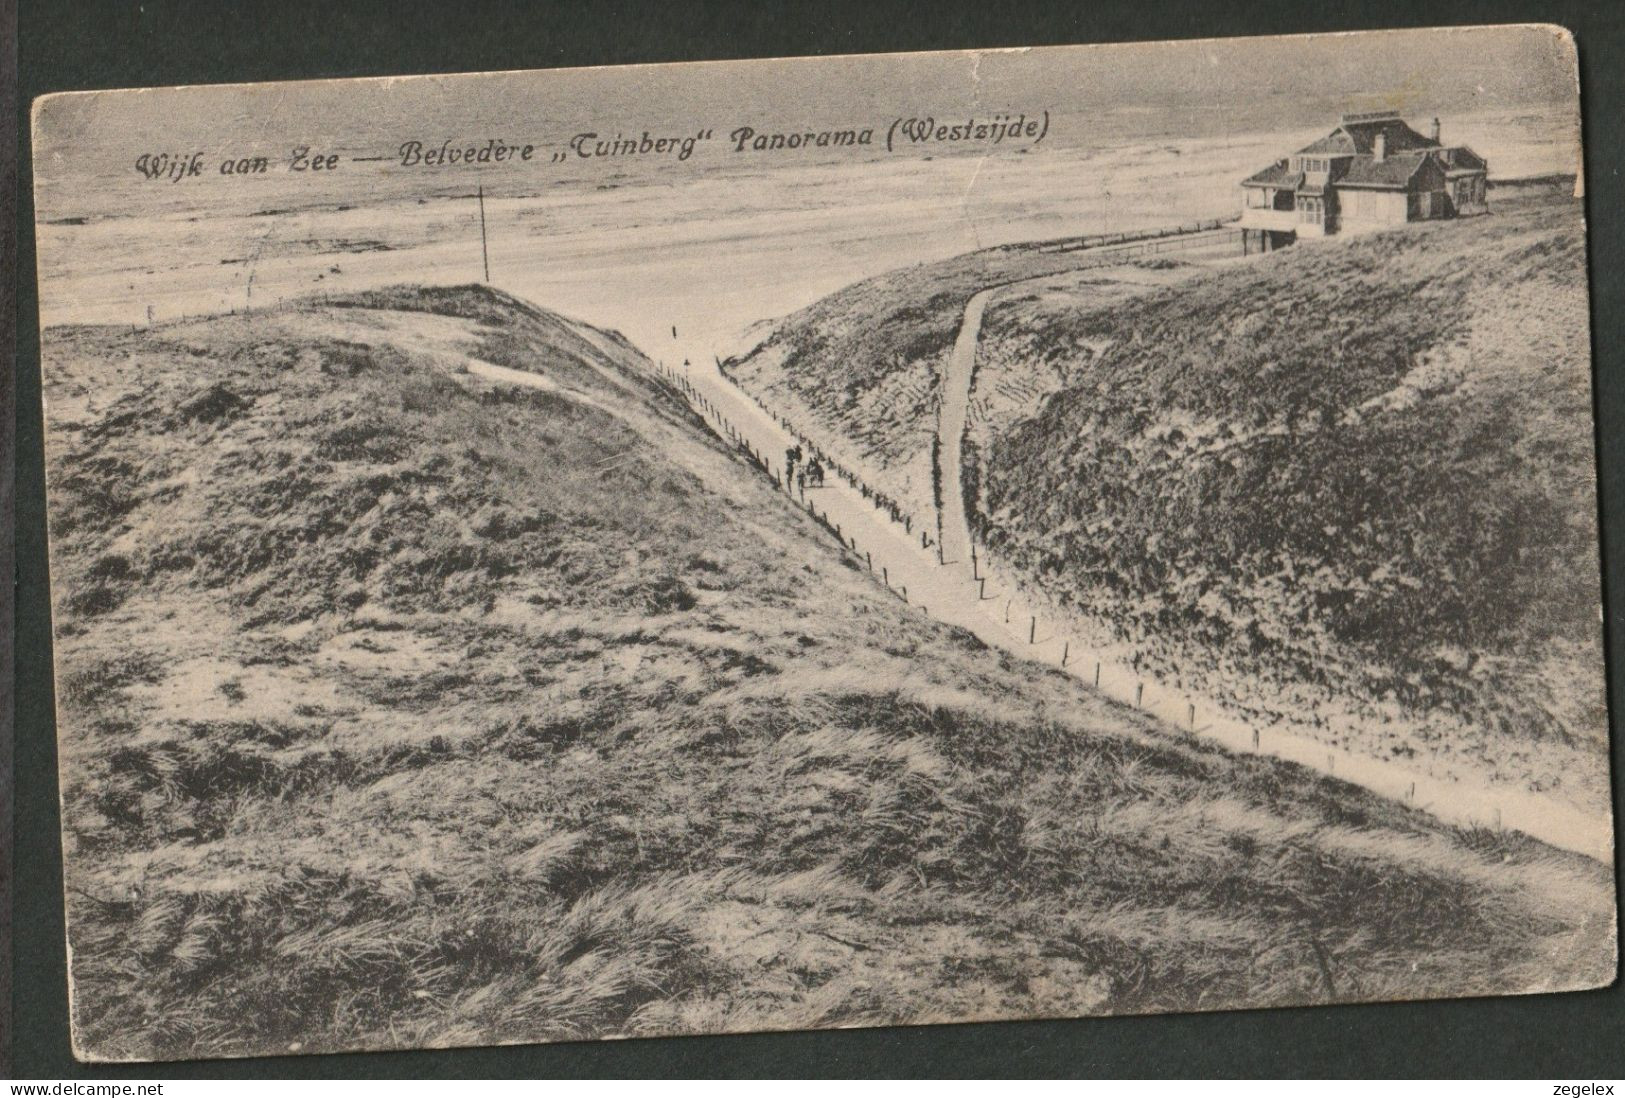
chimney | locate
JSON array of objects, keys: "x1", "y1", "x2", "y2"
[
  {"x1": 1373, "y1": 130, "x2": 1387, "y2": 162},
  {"x1": 1430, "y1": 117, "x2": 1441, "y2": 142}
]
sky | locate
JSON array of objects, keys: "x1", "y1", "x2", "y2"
[{"x1": 34, "y1": 24, "x2": 1580, "y2": 158}]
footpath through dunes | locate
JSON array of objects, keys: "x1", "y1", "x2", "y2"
[
  {"x1": 721, "y1": 223, "x2": 1242, "y2": 522},
  {"x1": 668, "y1": 301, "x2": 1613, "y2": 861},
  {"x1": 41, "y1": 284, "x2": 1616, "y2": 1059},
  {"x1": 936, "y1": 287, "x2": 995, "y2": 571},
  {"x1": 719, "y1": 186, "x2": 1614, "y2": 860}
]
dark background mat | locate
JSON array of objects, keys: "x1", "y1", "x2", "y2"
[{"x1": 10, "y1": 0, "x2": 1624, "y2": 1079}]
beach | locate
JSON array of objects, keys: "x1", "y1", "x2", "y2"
[{"x1": 36, "y1": 103, "x2": 1580, "y2": 360}]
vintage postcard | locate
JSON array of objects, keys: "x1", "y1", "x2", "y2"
[{"x1": 31, "y1": 25, "x2": 1614, "y2": 1062}]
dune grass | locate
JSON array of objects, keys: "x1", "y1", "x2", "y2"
[
  {"x1": 724, "y1": 185, "x2": 1608, "y2": 815},
  {"x1": 42, "y1": 283, "x2": 1614, "y2": 1061},
  {"x1": 969, "y1": 188, "x2": 1606, "y2": 810}
]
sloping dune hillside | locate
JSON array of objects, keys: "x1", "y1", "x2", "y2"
[{"x1": 43, "y1": 283, "x2": 1613, "y2": 1060}]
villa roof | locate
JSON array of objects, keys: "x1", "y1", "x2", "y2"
[
  {"x1": 1296, "y1": 116, "x2": 1439, "y2": 158},
  {"x1": 1437, "y1": 146, "x2": 1488, "y2": 173},
  {"x1": 1240, "y1": 159, "x2": 1302, "y2": 188},
  {"x1": 1295, "y1": 131, "x2": 1358, "y2": 156},
  {"x1": 1335, "y1": 150, "x2": 1431, "y2": 189},
  {"x1": 1240, "y1": 115, "x2": 1487, "y2": 194}
]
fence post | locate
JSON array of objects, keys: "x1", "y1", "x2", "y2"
[
  {"x1": 1135, "y1": 683, "x2": 1143, "y2": 708},
  {"x1": 1028, "y1": 616, "x2": 1036, "y2": 644},
  {"x1": 1062, "y1": 641, "x2": 1069, "y2": 667},
  {"x1": 1094, "y1": 662, "x2": 1101, "y2": 687},
  {"x1": 1252, "y1": 728, "x2": 1261, "y2": 750}
]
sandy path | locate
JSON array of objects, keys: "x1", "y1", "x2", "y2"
[
  {"x1": 937, "y1": 228, "x2": 1237, "y2": 568},
  {"x1": 920, "y1": 260, "x2": 1614, "y2": 863},
  {"x1": 459, "y1": 243, "x2": 1611, "y2": 862},
  {"x1": 636, "y1": 344, "x2": 1609, "y2": 859},
  {"x1": 665, "y1": 352, "x2": 982, "y2": 628},
  {"x1": 936, "y1": 287, "x2": 994, "y2": 570}
]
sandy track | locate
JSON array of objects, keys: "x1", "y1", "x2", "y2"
[
  {"x1": 920, "y1": 260, "x2": 1613, "y2": 862},
  {"x1": 482, "y1": 307, "x2": 1612, "y2": 862},
  {"x1": 936, "y1": 287, "x2": 995, "y2": 570}
]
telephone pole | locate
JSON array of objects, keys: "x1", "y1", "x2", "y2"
[{"x1": 477, "y1": 185, "x2": 491, "y2": 283}]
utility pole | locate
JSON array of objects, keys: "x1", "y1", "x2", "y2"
[{"x1": 477, "y1": 185, "x2": 491, "y2": 283}]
